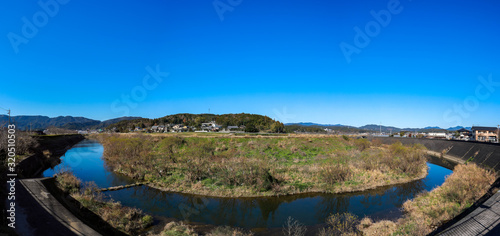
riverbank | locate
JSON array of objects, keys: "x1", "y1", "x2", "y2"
[
  {"x1": 0, "y1": 134, "x2": 84, "y2": 234},
  {"x1": 93, "y1": 134, "x2": 429, "y2": 198},
  {"x1": 53, "y1": 171, "x2": 154, "y2": 235},
  {"x1": 359, "y1": 163, "x2": 497, "y2": 236},
  {"x1": 18, "y1": 134, "x2": 85, "y2": 177}
]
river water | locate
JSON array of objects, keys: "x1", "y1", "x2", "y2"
[{"x1": 43, "y1": 139, "x2": 453, "y2": 229}]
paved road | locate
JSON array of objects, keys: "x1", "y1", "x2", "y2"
[
  {"x1": 14, "y1": 178, "x2": 101, "y2": 236},
  {"x1": 439, "y1": 190, "x2": 500, "y2": 236}
]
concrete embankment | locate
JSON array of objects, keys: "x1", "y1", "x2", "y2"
[
  {"x1": 368, "y1": 137, "x2": 500, "y2": 171},
  {"x1": 367, "y1": 137, "x2": 500, "y2": 235},
  {"x1": 16, "y1": 178, "x2": 101, "y2": 236},
  {"x1": 17, "y1": 134, "x2": 85, "y2": 177}
]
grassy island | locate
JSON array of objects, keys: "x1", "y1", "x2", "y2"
[{"x1": 93, "y1": 134, "x2": 428, "y2": 197}]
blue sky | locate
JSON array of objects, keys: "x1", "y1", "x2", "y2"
[{"x1": 1, "y1": 0, "x2": 499, "y2": 128}]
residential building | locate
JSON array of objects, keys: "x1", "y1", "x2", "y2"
[
  {"x1": 454, "y1": 128, "x2": 472, "y2": 141},
  {"x1": 201, "y1": 121, "x2": 221, "y2": 132},
  {"x1": 471, "y1": 126, "x2": 498, "y2": 143}
]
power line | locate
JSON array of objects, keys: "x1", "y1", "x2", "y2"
[{"x1": 0, "y1": 107, "x2": 11, "y2": 125}]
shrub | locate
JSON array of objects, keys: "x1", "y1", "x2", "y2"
[
  {"x1": 321, "y1": 163, "x2": 353, "y2": 185},
  {"x1": 55, "y1": 170, "x2": 81, "y2": 194},
  {"x1": 318, "y1": 212, "x2": 360, "y2": 236},
  {"x1": 0, "y1": 130, "x2": 38, "y2": 158},
  {"x1": 282, "y1": 216, "x2": 306, "y2": 236},
  {"x1": 213, "y1": 159, "x2": 279, "y2": 191},
  {"x1": 386, "y1": 142, "x2": 426, "y2": 176},
  {"x1": 353, "y1": 138, "x2": 371, "y2": 151},
  {"x1": 208, "y1": 226, "x2": 253, "y2": 236},
  {"x1": 162, "y1": 222, "x2": 196, "y2": 236}
]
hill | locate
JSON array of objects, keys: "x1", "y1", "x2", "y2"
[
  {"x1": 108, "y1": 113, "x2": 285, "y2": 133},
  {"x1": 0, "y1": 115, "x2": 141, "y2": 130}
]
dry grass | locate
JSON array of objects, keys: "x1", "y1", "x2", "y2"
[
  {"x1": 357, "y1": 218, "x2": 396, "y2": 236},
  {"x1": 207, "y1": 226, "x2": 253, "y2": 236},
  {"x1": 55, "y1": 170, "x2": 81, "y2": 194},
  {"x1": 318, "y1": 212, "x2": 361, "y2": 236},
  {"x1": 56, "y1": 171, "x2": 153, "y2": 235},
  {"x1": 160, "y1": 221, "x2": 197, "y2": 236},
  {"x1": 94, "y1": 134, "x2": 428, "y2": 197},
  {"x1": 155, "y1": 222, "x2": 252, "y2": 236},
  {"x1": 360, "y1": 163, "x2": 497, "y2": 236}
]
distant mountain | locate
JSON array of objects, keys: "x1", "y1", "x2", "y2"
[
  {"x1": 423, "y1": 126, "x2": 442, "y2": 130},
  {"x1": 99, "y1": 117, "x2": 143, "y2": 128},
  {"x1": 287, "y1": 123, "x2": 470, "y2": 133},
  {"x1": 359, "y1": 124, "x2": 401, "y2": 133},
  {"x1": 447, "y1": 126, "x2": 472, "y2": 131},
  {"x1": 285, "y1": 122, "x2": 345, "y2": 127},
  {"x1": 0, "y1": 115, "x2": 141, "y2": 130}
]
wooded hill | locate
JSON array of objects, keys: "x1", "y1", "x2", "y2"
[{"x1": 108, "y1": 113, "x2": 286, "y2": 133}]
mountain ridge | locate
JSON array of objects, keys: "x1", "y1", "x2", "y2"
[{"x1": 0, "y1": 115, "x2": 141, "y2": 130}]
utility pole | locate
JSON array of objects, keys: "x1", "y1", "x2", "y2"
[
  {"x1": 497, "y1": 125, "x2": 499, "y2": 143},
  {"x1": 0, "y1": 107, "x2": 11, "y2": 125}
]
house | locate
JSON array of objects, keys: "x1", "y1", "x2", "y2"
[
  {"x1": 454, "y1": 128, "x2": 472, "y2": 141},
  {"x1": 172, "y1": 124, "x2": 188, "y2": 132},
  {"x1": 426, "y1": 132, "x2": 447, "y2": 139},
  {"x1": 201, "y1": 121, "x2": 221, "y2": 132},
  {"x1": 472, "y1": 126, "x2": 499, "y2": 143},
  {"x1": 151, "y1": 125, "x2": 159, "y2": 132}
]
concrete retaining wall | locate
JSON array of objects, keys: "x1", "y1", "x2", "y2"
[
  {"x1": 17, "y1": 134, "x2": 85, "y2": 177},
  {"x1": 367, "y1": 137, "x2": 500, "y2": 171}
]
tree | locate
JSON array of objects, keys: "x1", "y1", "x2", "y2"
[
  {"x1": 245, "y1": 124, "x2": 259, "y2": 133},
  {"x1": 271, "y1": 121, "x2": 285, "y2": 133}
]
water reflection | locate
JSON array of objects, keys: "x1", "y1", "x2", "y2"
[{"x1": 44, "y1": 140, "x2": 453, "y2": 228}]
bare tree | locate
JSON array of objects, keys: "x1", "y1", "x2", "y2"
[{"x1": 282, "y1": 216, "x2": 307, "y2": 236}]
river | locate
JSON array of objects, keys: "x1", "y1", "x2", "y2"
[{"x1": 43, "y1": 139, "x2": 453, "y2": 229}]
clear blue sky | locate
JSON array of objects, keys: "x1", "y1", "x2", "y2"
[{"x1": 1, "y1": 0, "x2": 499, "y2": 128}]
